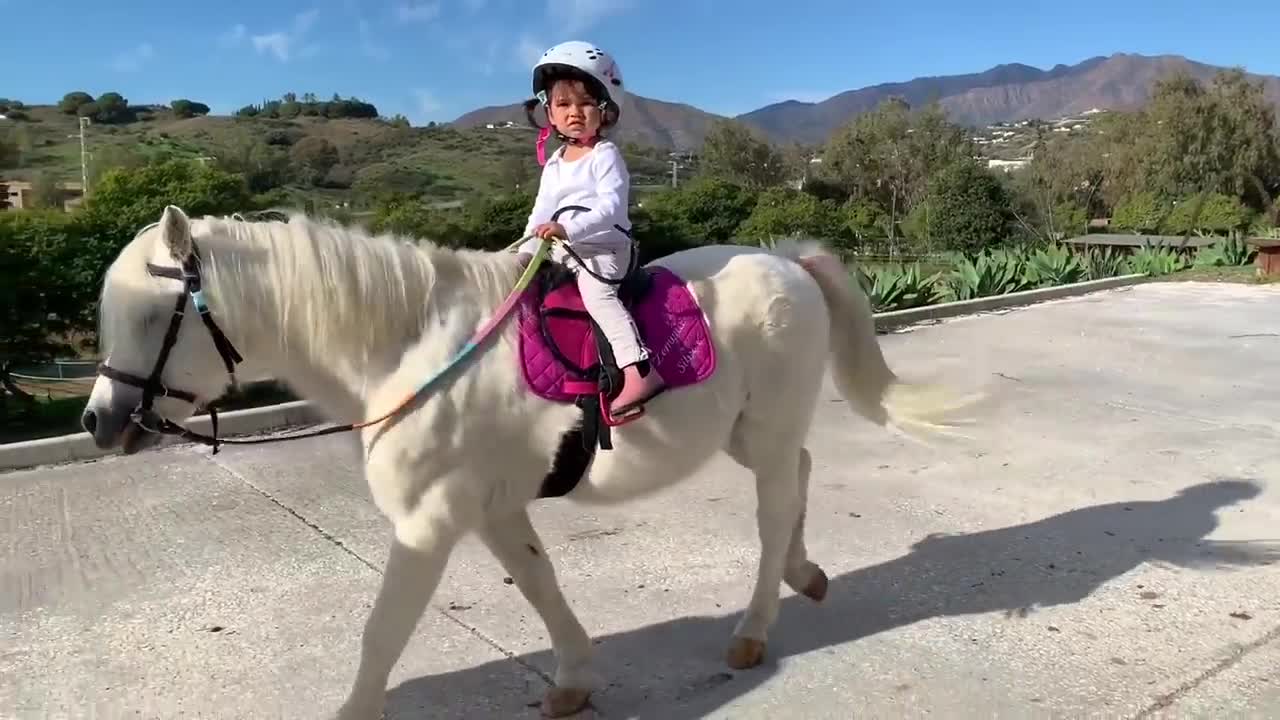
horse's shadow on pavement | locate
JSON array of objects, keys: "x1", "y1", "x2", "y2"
[{"x1": 387, "y1": 478, "x2": 1276, "y2": 719}]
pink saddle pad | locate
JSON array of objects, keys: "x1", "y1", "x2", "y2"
[{"x1": 516, "y1": 266, "x2": 716, "y2": 403}]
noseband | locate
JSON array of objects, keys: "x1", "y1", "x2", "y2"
[{"x1": 96, "y1": 239, "x2": 245, "y2": 452}]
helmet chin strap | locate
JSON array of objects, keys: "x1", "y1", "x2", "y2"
[{"x1": 534, "y1": 96, "x2": 604, "y2": 166}]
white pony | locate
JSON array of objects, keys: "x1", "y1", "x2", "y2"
[{"x1": 83, "y1": 205, "x2": 977, "y2": 718}]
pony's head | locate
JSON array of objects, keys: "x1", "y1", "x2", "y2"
[{"x1": 83, "y1": 205, "x2": 244, "y2": 454}]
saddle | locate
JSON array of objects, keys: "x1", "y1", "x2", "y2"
[
  {"x1": 527, "y1": 252, "x2": 655, "y2": 449},
  {"x1": 515, "y1": 248, "x2": 717, "y2": 497}
]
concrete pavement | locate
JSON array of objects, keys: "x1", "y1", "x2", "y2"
[{"x1": 3, "y1": 280, "x2": 1280, "y2": 719}]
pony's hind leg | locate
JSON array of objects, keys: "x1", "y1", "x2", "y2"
[
  {"x1": 723, "y1": 434, "x2": 827, "y2": 670},
  {"x1": 477, "y1": 508, "x2": 596, "y2": 718},
  {"x1": 784, "y1": 447, "x2": 828, "y2": 602}
]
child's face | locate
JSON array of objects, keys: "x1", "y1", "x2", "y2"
[{"x1": 547, "y1": 79, "x2": 602, "y2": 139}]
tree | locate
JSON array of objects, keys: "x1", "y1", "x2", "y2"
[
  {"x1": 822, "y1": 98, "x2": 973, "y2": 236},
  {"x1": 634, "y1": 177, "x2": 758, "y2": 251},
  {"x1": 916, "y1": 159, "x2": 1013, "y2": 252},
  {"x1": 0, "y1": 211, "x2": 89, "y2": 364},
  {"x1": 1110, "y1": 191, "x2": 1171, "y2": 234},
  {"x1": 171, "y1": 99, "x2": 211, "y2": 118},
  {"x1": 90, "y1": 92, "x2": 133, "y2": 124},
  {"x1": 1163, "y1": 192, "x2": 1254, "y2": 236},
  {"x1": 369, "y1": 194, "x2": 463, "y2": 244},
  {"x1": 697, "y1": 119, "x2": 787, "y2": 190},
  {"x1": 289, "y1": 137, "x2": 340, "y2": 185},
  {"x1": 0, "y1": 138, "x2": 19, "y2": 170},
  {"x1": 87, "y1": 145, "x2": 147, "y2": 187},
  {"x1": 58, "y1": 91, "x2": 95, "y2": 115},
  {"x1": 500, "y1": 154, "x2": 536, "y2": 192},
  {"x1": 84, "y1": 158, "x2": 254, "y2": 235},
  {"x1": 1015, "y1": 126, "x2": 1106, "y2": 240},
  {"x1": 461, "y1": 191, "x2": 536, "y2": 250},
  {"x1": 735, "y1": 187, "x2": 840, "y2": 242},
  {"x1": 839, "y1": 198, "x2": 891, "y2": 243},
  {"x1": 26, "y1": 173, "x2": 64, "y2": 209}
]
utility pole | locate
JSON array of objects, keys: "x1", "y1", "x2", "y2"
[
  {"x1": 76, "y1": 116, "x2": 90, "y2": 195},
  {"x1": 670, "y1": 159, "x2": 679, "y2": 188}
]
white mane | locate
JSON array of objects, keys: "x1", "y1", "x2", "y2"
[{"x1": 101, "y1": 211, "x2": 525, "y2": 374}]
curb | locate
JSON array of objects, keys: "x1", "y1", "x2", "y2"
[
  {"x1": 0, "y1": 401, "x2": 325, "y2": 473},
  {"x1": 1, "y1": 273, "x2": 1150, "y2": 474},
  {"x1": 874, "y1": 273, "x2": 1149, "y2": 332}
]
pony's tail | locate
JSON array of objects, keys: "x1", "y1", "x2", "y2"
[{"x1": 771, "y1": 238, "x2": 982, "y2": 441}]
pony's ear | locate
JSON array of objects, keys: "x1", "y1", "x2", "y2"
[{"x1": 159, "y1": 205, "x2": 192, "y2": 260}]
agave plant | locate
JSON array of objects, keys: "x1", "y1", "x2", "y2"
[
  {"x1": 854, "y1": 262, "x2": 944, "y2": 312},
  {"x1": 1192, "y1": 236, "x2": 1257, "y2": 267},
  {"x1": 1080, "y1": 246, "x2": 1129, "y2": 280},
  {"x1": 941, "y1": 249, "x2": 1032, "y2": 301},
  {"x1": 1127, "y1": 242, "x2": 1192, "y2": 276},
  {"x1": 1023, "y1": 243, "x2": 1086, "y2": 287}
]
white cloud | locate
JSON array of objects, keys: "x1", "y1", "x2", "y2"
[
  {"x1": 514, "y1": 34, "x2": 545, "y2": 70},
  {"x1": 407, "y1": 88, "x2": 447, "y2": 125},
  {"x1": 359, "y1": 19, "x2": 390, "y2": 60},
  {"x1": 251, "y1": 9, "x2": 320, "y2": 62},
  {"x1": 414, "y1": 89, "x2": 442, "y2": 115},
  {"x1": 217, "y1": 24, "x2": 247, "y2": 49},
  {"x1": 396, "y1": 1, "x2": 441, "y2": 23},
  {"x1": 111, "y1": 42, "x2": 154, "y2": 73},
  {"x1": 545, "y1": 0, "x2": 629, "y2": 34}
]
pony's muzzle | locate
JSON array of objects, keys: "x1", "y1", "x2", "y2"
[{"x1": 82, "y1": 405, "x2": 128, "y2": 449}]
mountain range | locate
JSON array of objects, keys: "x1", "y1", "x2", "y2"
[{"x1": 451, "y1": 52, "x2": 1280, "y2": 149}]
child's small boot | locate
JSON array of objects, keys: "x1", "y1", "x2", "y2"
[{"x1": 609, "y1": 360, "x2": 667, "y2": 419}]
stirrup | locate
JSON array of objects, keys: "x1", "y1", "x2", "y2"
[
  {"x1": 600, "y1": 385, "x2": 668, "y2": 427},
  {"x1": 600, "y1": 391, "x2": 645, "y2": 427}
]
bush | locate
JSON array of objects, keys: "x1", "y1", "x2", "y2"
[
  {"x1": 918, "y1": 159, "x2": 1014, "y2": 253},
  {"x1": 735, "y1": 187, "x2": 841, "y2": 242},
  {"x1": 632, "y1": 177, "x2": 758, "y2": 258},
  {"x1": 84, "y1": 158, "x2": 255, "y2": 234},
  {"x1": 1110, "y1": 191, "x2": 1171, "y2": 234},
  {"x1": 1164, "y1": 193, "x2": 1254, "y2": 236},
  {"x1": 0, "y1": 211, "x2": 104, "y2": 362}
]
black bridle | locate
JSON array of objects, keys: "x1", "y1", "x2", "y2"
[
  {"x1": 96, "y1": 239, "x2": 246, "y2": 453},
  {"x1": 95, "y1": 234, "x2": 408, "y2": 453},
  {"x1": 94, "y1": 208, "x2": 635, "y2": 455}
]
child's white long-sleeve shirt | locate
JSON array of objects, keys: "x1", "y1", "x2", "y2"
[{"x1": 523, "y1": 140, "x2": 632, "y2": 248}]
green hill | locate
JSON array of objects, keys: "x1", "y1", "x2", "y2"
[{"x1": 0, "y1": 99, "x2": 680, "y2": 211}]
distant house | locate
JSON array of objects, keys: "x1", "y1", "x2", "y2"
[
  {"x1": 987, "y1": 158, "x2": 1031, "y2": 172},
  {"x1": 0, "y1": 179, "x2": 85, "y2": 212}
]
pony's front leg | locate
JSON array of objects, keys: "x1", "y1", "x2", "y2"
[
  {"x1": 336, "y1": 530, "x2": 460, "y2": 720},
  {"x1": 478, "y1": 509, "x2": 596, "y2": 718}
]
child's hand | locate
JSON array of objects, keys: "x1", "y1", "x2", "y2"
[{"x1": 534, "y1": 222, "x2": 567, "y2": 240}]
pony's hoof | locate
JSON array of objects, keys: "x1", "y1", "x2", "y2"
[
  {"x1": 802, "y1": 567, "x2": 828, "y2": 602},
  {"x1": 542, "y1": 686, "x2": 591, "y2": 717},
  {"x1": 785, "y1": 562, "x2": 828, "y2": 603},
  {"x1": 726, "y1": 637, "x2": 766, "y2": 669}
]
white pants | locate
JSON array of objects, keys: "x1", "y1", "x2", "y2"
[{"x1": 518, "y1": 235, "x2": 649, "y2": 368}]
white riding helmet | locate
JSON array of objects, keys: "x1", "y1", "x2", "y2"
[{"x1": 531, "y1": 40, "x2": 626, "y2": 124}]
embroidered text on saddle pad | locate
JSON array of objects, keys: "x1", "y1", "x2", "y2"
[{"x1": 516, "y1": 266, "x2": 716, "y2": 403}]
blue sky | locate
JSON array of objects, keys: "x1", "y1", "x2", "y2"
[{"x1": 3, "y1": 0, "x2": 1278, "y2": 125}]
